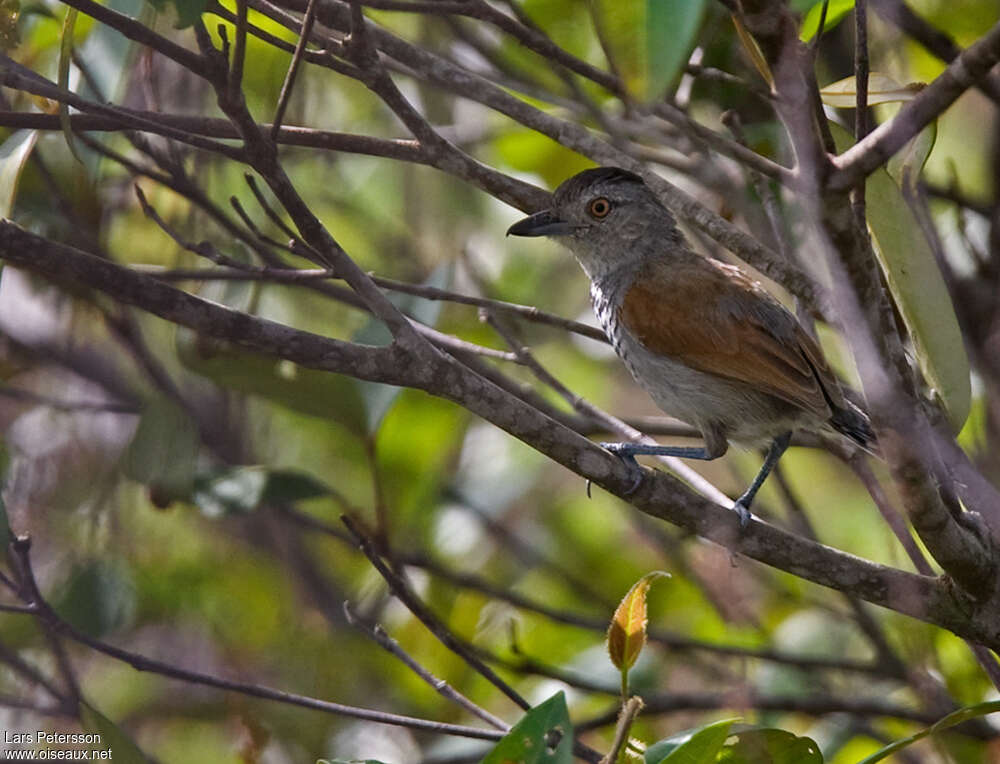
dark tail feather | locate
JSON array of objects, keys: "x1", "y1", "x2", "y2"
[{"x1": 830, "y1": 402, "x2": 880, "y2": 458}]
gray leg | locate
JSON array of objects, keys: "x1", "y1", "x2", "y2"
[
  {"x1": 732, "y1": 431, "x2": 792, "y2": 527},
  {"x1": 601, "y1": 437, "x2": 727, "y2": 494}
]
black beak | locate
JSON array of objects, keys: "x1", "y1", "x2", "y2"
[{"x1": 506, "y1": 209, "x2": 576, "y2": 237}]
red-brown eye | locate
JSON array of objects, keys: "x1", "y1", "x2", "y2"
[{"x1": 588, "y1": 197, "x2": 611, "y2": 218}]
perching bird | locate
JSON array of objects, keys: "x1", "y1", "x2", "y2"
[{"x1": 507, "y1": 167, "x2": 874, "y2": 526}]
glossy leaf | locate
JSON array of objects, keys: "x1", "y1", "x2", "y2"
[
  {"x1": 482, "y1": 692, "x2": 573, "y2": 764},
  {"x1": 645, "y1": 718, "x2": 738, "y2": 764},
  {"x1": 819, "y1": 73, "x2": 924, "y2": 108},
  {"x1": 608, "y1": 571, "x2": 669, "y2": 673},
  {"x1": 121, "y1": 398, "x2": 200, "y2": 500},
  {"x1": 799, "y1": 0, "x2": 855, "y2": 42},
  {"x1": 857, "y1": 700, "x2": 1000, "y2": 763},
  {"x1": 595, "y1": 0, "x2": 708, "y2": 100},
  {"x1": 829, "y1": 123, "x2": 970, "y2": 430},
  {"x1": 0, "y1": 129, "x2": 38, "y2": 218},
  {"x1": 80, "y1": 703, "x2": 151, "y2": 763},
  {"x1": 648, "y1": 0, "x2": 710, "y2": 98}
]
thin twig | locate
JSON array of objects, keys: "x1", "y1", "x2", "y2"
[
  {"x1": 343, "y1": 602, "x2": 509, "y2": 731},
  {"x1": 6, "y1": 535, "x2": 505, "y2": 742},
  {"x1": 831, "y1": 19, "x2": 1000, "y2": 191},
  {"x1": 284, "y1": 507, "x2": 903, "y2": 677},
  {"x1": 853, "y1": 0, "x2": 871, "y2": 225},
  {"x1": 243, "y1": 173, "x2": 302, "y2": 243},
  {"x1": 340, "y1": 514, "x2": 531, "y2": 711},
  {"x1": 271, "y1": 0, "x2": 320, "y2": 139},
  {"x1": 598, "y1": 696, "x2": 643, "y2": 764},
  {"x1": 849, "y1": 457, "x2": 934, "y2": 576}
]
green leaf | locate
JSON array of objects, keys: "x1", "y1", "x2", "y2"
[
  {"x1": 493, "y1": 127, "x2": 595, "y2": 189},
  {"x1": 645, "y1": 718, "x2": 739, "y2": 764},
  {"x1": 819, "y1": 73, "x2": 924, "y2": 108},
  {"x1": 143, "y1": 0, "x2": 205, "y2": 28},
  {"x1": 80, "y1": 702, "x2": 151, "y2": 763},
  {"x1": 191, "y1": 466, "x2": 331, "y2": 516},
  {"x1": 799, "y1": 0, "x2": 855, "y2": 42},
  {"x1": 716, "y1": 728, "x2": 823, "y2": 764},
  {"x1": 482, "y1": 691, "x2": 573, "y2": 764},
  {"x1": 829, "y1": 122, "x2": 970, "y2": 430},
  {"x1": 856, "y1": 700, "x2": 1000, "y2": 764},
  {"x1": 887, "y1": 121, "x2": 936, "y2": 194},
  {"x1": 53, "y1": 561, "x2": 135, "y2": 638},
  {"x1": 58, "y1": 7, "x2": 83, "y2": 164},
  {"x1": 77, "y1": 0, "x2": 144, "y2": 109},
  {"x1": 0, "y1": 129, "x2": 39, "y2": 218},
  {"x1": 261, "y1": 469, "x2": 331, "y2": 503},
  {"x1": 169, "y1": 0, "x2": 205, "y2": 27},
  {"x1": 595, "y1": 0, "x2": 708, "y2": 100},
  {"x1": 121, "y1": 398, "x2": 200, "y2": 501},
  {"x1": 647, "y1": 0, "x2": 710, "y2": 98},
  {"x1": 178, "y1": 340, "x2": 369, "y2": 436}
]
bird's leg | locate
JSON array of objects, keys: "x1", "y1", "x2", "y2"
[
  {"x1": 732, "y1": 431, "x2": 792, "y2": 528},
  {"x1": 600, "y1": 439, "x2": 726, "y2": 495}
]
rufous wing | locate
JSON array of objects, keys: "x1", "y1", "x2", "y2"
[{"x1": 618, "y1": 257, "x2": 835, "y2": 419}]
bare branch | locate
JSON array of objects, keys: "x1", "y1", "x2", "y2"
[
  {"x1": 831, "y1": 20, "x2": 1000, "y2": 191},
  {"x1": 3, "y1": 221, "x2": 1000, "y2": 648},
  {"x1": 5, "y1": 536, "x2": 506, "y2": 742},
  {"x1": 343, "y1": 602, "x2": 509, "y2": 731}
]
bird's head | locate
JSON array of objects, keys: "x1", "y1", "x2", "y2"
[{"x1": 506, "y1": 167, "x2": 681, "y2": 279}]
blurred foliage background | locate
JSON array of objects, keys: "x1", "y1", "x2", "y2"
[{"x1": 1, "y1": 0, "x2": 1000, "y2": 761}]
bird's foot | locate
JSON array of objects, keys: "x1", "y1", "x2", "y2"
[
  {"x1": 600, "y1": 442, "x2": 646, "y2": 496},
  {"x1": 732, "y1": 497, "x2": 753, "y2": 529}
]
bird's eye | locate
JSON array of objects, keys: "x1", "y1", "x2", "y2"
[{"x1": 588, "y1": 197, "x2": 611, "y2": 219}]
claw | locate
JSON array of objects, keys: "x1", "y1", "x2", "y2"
[
  {"x1": 600, "y1": 442, "x2": 645, "y2": 495},
  {"x1": 732, "y1": 499, "x2": 752, "y2": 529}
]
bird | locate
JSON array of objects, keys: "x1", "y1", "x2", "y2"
[{"x1": 506, "y1": 166, "x2": 874, "y2": 526}]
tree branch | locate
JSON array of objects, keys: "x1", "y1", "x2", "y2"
[
  {"x1": 3, "y1": 221, "x2": 1000, "y2": 649},
  {"x1": 831, "y1": 19, "x2": 1000, "y2": 191}
]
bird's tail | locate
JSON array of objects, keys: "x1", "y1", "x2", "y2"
[{"x1": 830, "y1": 401, "x2": 880, "y2": 458}]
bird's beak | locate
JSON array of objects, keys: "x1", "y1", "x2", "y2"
[{"x1": 506, "y1": 209, "x2": 575, "y2": 237}]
